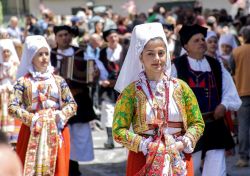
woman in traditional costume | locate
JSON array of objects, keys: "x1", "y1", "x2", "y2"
[
  {"x1": 0, "y1": 39, "x2": 20, "y2": 144},
  {"x1": 113, "y1": 23, "x2": 205, "y2": 176},
  {"x1": 8, "y1": 35, "x2": 77, "y2": 176}
]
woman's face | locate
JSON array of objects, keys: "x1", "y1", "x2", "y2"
[
  {"x1": 2, "y1": 49, "x2": 11, "y2": 62},
  {"x1": 206, "y1": 36, "x2": 218, "y2": 54},
  {"x1": 95, "y1": 22, "x2": 103, "y2": 33},
  {"x1": 220, "y1": 43, "x2": 232, "y2": 55},
  {"x1": 32, "y1": 47, "x2": 50, "y2": 73},
  {"x1": 185, "y1": 33, "x2": 207, "y2": 56},
  {"x1": 140, "y1": 38, "x2": 167, "y2": 77}
]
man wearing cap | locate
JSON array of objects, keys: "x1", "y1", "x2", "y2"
[
  {"x1": 172, "y1": 24, "x2": 241, "y2": 176},
  {"x1": 51, "y1": 25, "x2": 97, "y2": 176},
  {"x1": 99, "y1": 28, "x2": 124, "y2": 149}
]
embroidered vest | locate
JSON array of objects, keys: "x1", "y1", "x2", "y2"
[{"x1": 173, "y1": 54, "x2": 222, "y2": 113}]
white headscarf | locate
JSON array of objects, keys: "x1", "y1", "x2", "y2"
[
  {"x1": 0, "y1": 39, "x2": 19, "y2": 64},
  {"x1": 218, "y1": 33, "x2": 238, "y2": 55},
  {"x1": 17, "y1": 35, "x2": 51, "y2": 78},
  {"x1": 114, "y1": 22, "x2": 171, "y2": 93},
  {"x1": 205, "y1": 31, "x2": 217, "y2": 41}
]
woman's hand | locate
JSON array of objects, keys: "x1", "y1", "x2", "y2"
[
  {"x1": 139, "y1": 136, "x2": 153, "y2": 156},
  {"x1": 175, "y1": 141, "x2": 184, "y2": 152}
]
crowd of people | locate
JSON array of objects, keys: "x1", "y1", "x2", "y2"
[{"x1": 0, "y1": 1, "x2": 249, "y2": 175}]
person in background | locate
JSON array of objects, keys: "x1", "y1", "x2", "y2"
[
  {"x1": 0, "y1": 39, "x2": 20, "y2": 146},
  {"x1": 113, "y1": 22, "x2": 204, "y2": 175},
  {"x1": 99, "y1": 28, "x2": 123, "y2": 149},
  {"x1": 218, "y1": 33, "x2": 238, "y2": 74},
  {"x1": 8, "y1": 35, "x2": 77, "y2": 176},
  {"x1": 23, "y1": 14, "x2": 43, "y2": 38},
  {"x1": 205, "y1": 31, "x2": 218, "y2": 58},
  {"x1": 7, "y1": 16, "x2": 23, "y2": 43},
  {"x1": 232, "y1": 25, "x2": 250, "y2": 167},
  {"x1": 172, "y1": 24, "x2": 241, "y2": 176}
]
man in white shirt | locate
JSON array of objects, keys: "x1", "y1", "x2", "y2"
[{"x1": 172, "y1": 24, "x2": 241, "y2": 176}]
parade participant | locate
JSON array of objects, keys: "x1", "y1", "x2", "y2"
[
  {"x1": 172, "y1": 24, "x2": 241, "y2": 176},
  {"x1": 51, "y1": 25, "x2": 97, "y2": 176},
  {"x1": 0, "y1": 39, "x2": 20, "y2": 144},
  {"x1": 206, "y1": 30, "x2": 237, "y2": 150},
  {"x1": 218, "y1": 33, "x2": 238, "y2": 74},
  {"x1": 205, "y1": 31, "x2": 218, "y2": 58},
  {"x1": 99, "y1": 28, "x2": 124, "y2": 149},
  {"x1": 232, "y1": 26, "x2": 250, "y2": 167},
  {"x1": 8, "y1": 35, "x2": 77, "y2": 176},
  {"x1": 113, "y1": 22, "x2": 205, "y2": 176}
]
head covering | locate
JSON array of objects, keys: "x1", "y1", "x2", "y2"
[
  {"x1": 53, "y1": 25, "x2": 72, "y2": 35},
  {"x1": 114, "y1": 22, "x2": 171, "y2": 93},
  {"x1": 179, "y1": 24, "x2": 207, "y2": 46},
  {"x1": 0, "y1": 39, "x2": 19, "y2": 64},
  {"x1": 205, "y1": 31, "x2": 217, "y2": 41},
  {"x1": 218, "y1": 33, "x2": 238, "y2": 55},
  {"x1": 16, "y1": 35, "x2": 51, "y2": 78},
  {"x1": 103, "y1": 28, "x2": 118, "y2": 42}
]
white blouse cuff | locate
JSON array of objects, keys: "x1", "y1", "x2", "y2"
[
  {"x1": 182, "y1": 136, "x2": 194, "y2": 154},
  {"x1": 30, "y1": 113, "x2": 40, "y2": 130},
  {"x1": 54, "y1": 110, "x2": 66, "y2": 130},
  {"x1": 139, "y1": 136, "x2": 153, "y2": 155}
]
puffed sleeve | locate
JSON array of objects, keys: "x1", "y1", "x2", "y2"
[
  {"x1": 180, "y1": 80, "x2": 205, "y2": 149},
  {"x1": 8, "y1": 78, "x2": 34, "y2": 126},
  {"x1": 112, "y1": 83, "x2": 143, "y2": 152},
  {"x1": 58, "y1": 77, "x2": 77, "y2": 123}
]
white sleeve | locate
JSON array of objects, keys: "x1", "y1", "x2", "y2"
[{"x1": 221, "y1": 63, "x2": 242, "y2": 111}]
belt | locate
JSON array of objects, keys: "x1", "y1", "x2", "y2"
[
  {"x1": 144, "y1": 121, "x2": 185, "y2": 136},
  {"x1": 142, "y1": 129, "x2": 184, "y2": 137}
]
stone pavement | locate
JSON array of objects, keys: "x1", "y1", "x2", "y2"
[{"x1": 80, "y1": 129, "x2": 250, "y2": 176}]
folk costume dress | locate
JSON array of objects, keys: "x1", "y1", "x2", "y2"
[
  {"x1": 0, "y1": 39, "x2": 20, "y2": 143},
  {"x1": 113, "y1": 72, "x2": 204, "y2": 176},
  {"x1": 113, "y1": 23, "x2": 205, "y2": 176},
  {"x1": 9, "y1": 35, "x2": 77, "y2": 176}
]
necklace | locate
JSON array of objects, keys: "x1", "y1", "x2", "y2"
[{"x1": 145, "y1": 78, "x2": 169, "y2": 126}]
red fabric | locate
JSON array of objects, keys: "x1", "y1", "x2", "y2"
[
  {"x1": 126, "y1": 151, "x2": 146, "y2": 176},
  {"x1": 16, "y1": 124, "x2": 70, "y2": 176},
  {"x1": 224, "y1": 111, "x2": 234, "y2": 133},
  {"x1": 126, "y1": 151, "x2": 194, "y2": 176}
]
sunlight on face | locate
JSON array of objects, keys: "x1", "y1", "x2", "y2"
[
  {"x1": 140, "y1": 38, "x2": 167, "y2": 79},
  {"x1": 32, "y1": 47, "x2": 50, "y2": 73}
]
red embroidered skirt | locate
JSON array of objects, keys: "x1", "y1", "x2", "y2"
[
  {"x1": 126, "y1": 151, "x2": 194, "y2": 176},
  {"x1": 16, "y1": 124, "x2": 70, "y2": 176}
]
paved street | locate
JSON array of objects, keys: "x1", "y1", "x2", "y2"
[{"x1": 80, "y1": 129, "x2": 250, "y2": 176}]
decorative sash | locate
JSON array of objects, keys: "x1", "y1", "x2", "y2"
[
  {"x1": 24, "y1": 109, "x2": 59, "y2": 176},
  {"x1": 136, "y1": 131, "x2": 186, "y2": 176}
]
